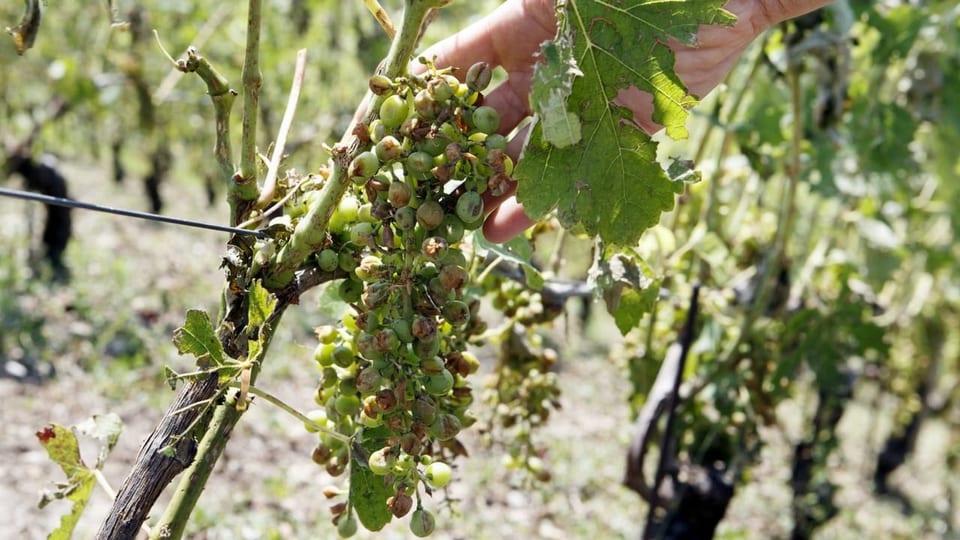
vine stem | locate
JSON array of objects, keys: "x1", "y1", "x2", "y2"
[
  {"x1": 236, "y1": 0, "x2": 263, "y2": 220},
  {"x1": 233, "y1": 382, "x2": 351, "y2": 443},
  {"x1": 93, "y1": 471, "x2": 151, "y2": 537},
  {"x1": 263, "y1": 0, "x2": 442, "y2": 289}
]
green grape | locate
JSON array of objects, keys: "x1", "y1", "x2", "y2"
[
  {"x1": 416, "y1": 200, "x2": 444, "y2": 230},
  {"x1": 369, "y1": 119, "x2": 388, "y2": 143},
  {"x1": 418, "y1": 136, "x2": 446, "y2": 157},
  {"x1": 460, "y1": 351, "x2": 481, "y2": 375},
  {"x1": 338, "y1": 279, "x2": 363, "y2": 304},
  {"x1": 314, "y1": 342, "x2": 335, "y2": 367},
  {"x1": 470, "y1": 106, "x2": 500, "y2": 134},
  {"x1": 440, "y1": 214, "x2": 465, "y2": 244},
  {"x1": 335, "y1": 394, "x2": 361, "y2": 416},
  {"x1": 406, "y1": 151, "x2": 434, "y2": 175},
  {"x1": 424, "y1": 461, "x2": 453, "y2": 488},
  {"x1": 338, "y1": 378, "x2": 359, "y2": 399},
  {"x1": 316, "y1": 325, "x2": 340, "y2": 344},
  {"x1": 338, "y1": 249, "x2": 359, "y2": 273},
  {"x1": 331, "y1": 345, "x2": 355, "y2": 368},
  {"x1": 355, "y1": 254, "x2": 385, "y2": 282},
  {"x1": 387, "y1": 180, "x2": 413, "y2": 208},
  {"x1": 455, "y1": 191, "x2": 484, "y2": 224},
  {"x1": 317, "y1": 248, "x2": 339, "y2": 272},
  {"x1": 424, "y1": 369, "x2": 454, "y2": 396},
  {"x1": 303, "y1": 409, "x2": 329, "y2": 433},
  {"x1": 414, "y1": 336, "x2": 440, "y2": 360},
  {"x1": 348, "y1": 151, "x2": 380, "y2": 184},
  {"x1": 376, "y1": 135, "x2": 403, "y2": 162},
  {"x1": 442, "y1": 248, "x2": 467, "y2": 268},
  {"x1": 368, "y1": 447, "x2": 395, "y2": 476},
  {"x1": 466, "y1": 61, "x2": 493, "y2": 92},
  {"x1": 379, "y1": 94, "x2": 408, "y2": 130},
  {"x1": 485, "y1": 133, "x2": 508, "y2": 151},
  {"x1": 349, "y1": 221, "x2": 376, "y2": 247},
  {"x1": 409, "y1": 508, "x2": 436, "y2": 538},
  {"x1": 414, "y1": 89, "x2": 440, "y2": 120},
  {"x1": 339, "y1": 195, "x2": 360, "y2": 222},
  {"x1": 419, "y1": 355, "x2": 445, "y2": 375},
  {"x1": 360, "y1": 408, "x2": 382, "y2": 427},
  {"x1": 368, "y1": 74, "x2": 393, "y2": 95},
  {"x1": 357, "y1": 202, "x2": 376, "y2": 223},
  {"x1": 390, "y1": 318, "x2": 414, "y2": 343},
  {"x1": 442, "y1": 300, "x2": 470, "y2": 328},
  {"x1": 337, "y1": 513, "x2": 358, "y2": 538},
  {"x1": 394, "y1": 206, "x2": 417, "y2": 230}
]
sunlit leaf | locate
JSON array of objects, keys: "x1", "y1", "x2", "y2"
[
  {"x1": 173, "y1": 309, "x2": 225, "y2": 367},
  {"x1": 247, "y1": 279, "x2": 276, "y2": 331},
  {"x1": 349, "y1": 434, "x2": 393, "y2": 531},
  {"x1": 517, "y1": 0, "x2": 735, "y2": 247},
  {"x1": 36, "y1": 424, "x2": 96, "y2": 540}
]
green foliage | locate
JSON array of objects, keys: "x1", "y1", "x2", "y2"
[
  {"x1": 349, "y1": 437, "x2": 393, "y2": 532},
  {"x1": 516, "y1": 0, "x2": 734, "y2": 247},
  {"x1": 36, "y1": 415, "x2": 123, "y2": 540},
  {"x1": 172, "y1": 309, "x2": 224, "y2": 367}
]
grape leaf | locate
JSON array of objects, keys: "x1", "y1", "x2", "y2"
[
  {"x1": 75, "y1": 413, "x2": 123, "y2": 469},
  {"x1": 173, "y1": 309, "x2": 225, "y2": 367},
  {"x1": 516, "y1": 0, "x2": 735, "y2": 247},
  {"x1": 247, "y1": 279, "x2": 276, "y2": 332},
  {"x1": 474, "y1": 233, "x2": 544, "y2": 290},
  {"x1": 588, "y1": 251, "x2": 659, "y2": 334},
  {"x1": 349, "y1": 445, "x2": 392, "y2": 531},
  {"x1": 36, "y1": 424, "x2": 97, "y2": 540}
]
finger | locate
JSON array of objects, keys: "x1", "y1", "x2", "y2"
[
  {"x1": 483, "y1": 196, "x2": 536, "y2": 243},
  {"x1": 479, "y1": 74, "x2": 534, "y2": 136},
  {"x1": 419, "y1": 0, "x2": 556, "y2": 76}
]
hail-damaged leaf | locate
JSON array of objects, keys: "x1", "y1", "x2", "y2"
[
  {"x1": 589, "y1": 250, "x2": 660, "y2": 335},
  {"x1": 517, "y1": 0, "x2": 734, "y2": 247},
  {"x1": 173, "y1": 309, "x2": 225, "y2": 367},
  {"x1": 349, "y1": 438, "x2": 393, "y2": 531},
  {"x1": 247, "y1": 279, "x2": 276, "y2": 332},
  {"x1": 36, "y1": 424, "x2": 97, "y2": 540},
  {"x1": 75, "y1": 413, "x2": 123, "y2": 469},
  {"x1": 531, "y1": 28, "x2": 583, "y2": 148},
  {"x1": 6, "y1": 0, "x2": 42, "y2": 55},
  {"x1": 474, "y1": 233, "x2": 544, "y2": 290},
  {"x1": 667, "y1": 158, "x2": 701, "y2": 184}
]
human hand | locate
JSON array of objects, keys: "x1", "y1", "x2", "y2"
[{"x1": 419, "y1": 0, "x2": 835, "y2": 242}]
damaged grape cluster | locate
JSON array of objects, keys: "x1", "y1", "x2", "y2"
[{"x1": 303, "y1": 60, "x2": 513, "y2": 536}]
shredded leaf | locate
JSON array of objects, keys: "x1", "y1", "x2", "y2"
[{"x1": 516, "y1": 0, "x2": 734, "y2": 247}]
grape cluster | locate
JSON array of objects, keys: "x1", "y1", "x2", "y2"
[
  {"x1": 480, "y1": 275, "x2": 563, "y2": 482},
  {"x1": 305, "y1": 60, "x2": 507, "y2": 536}
]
